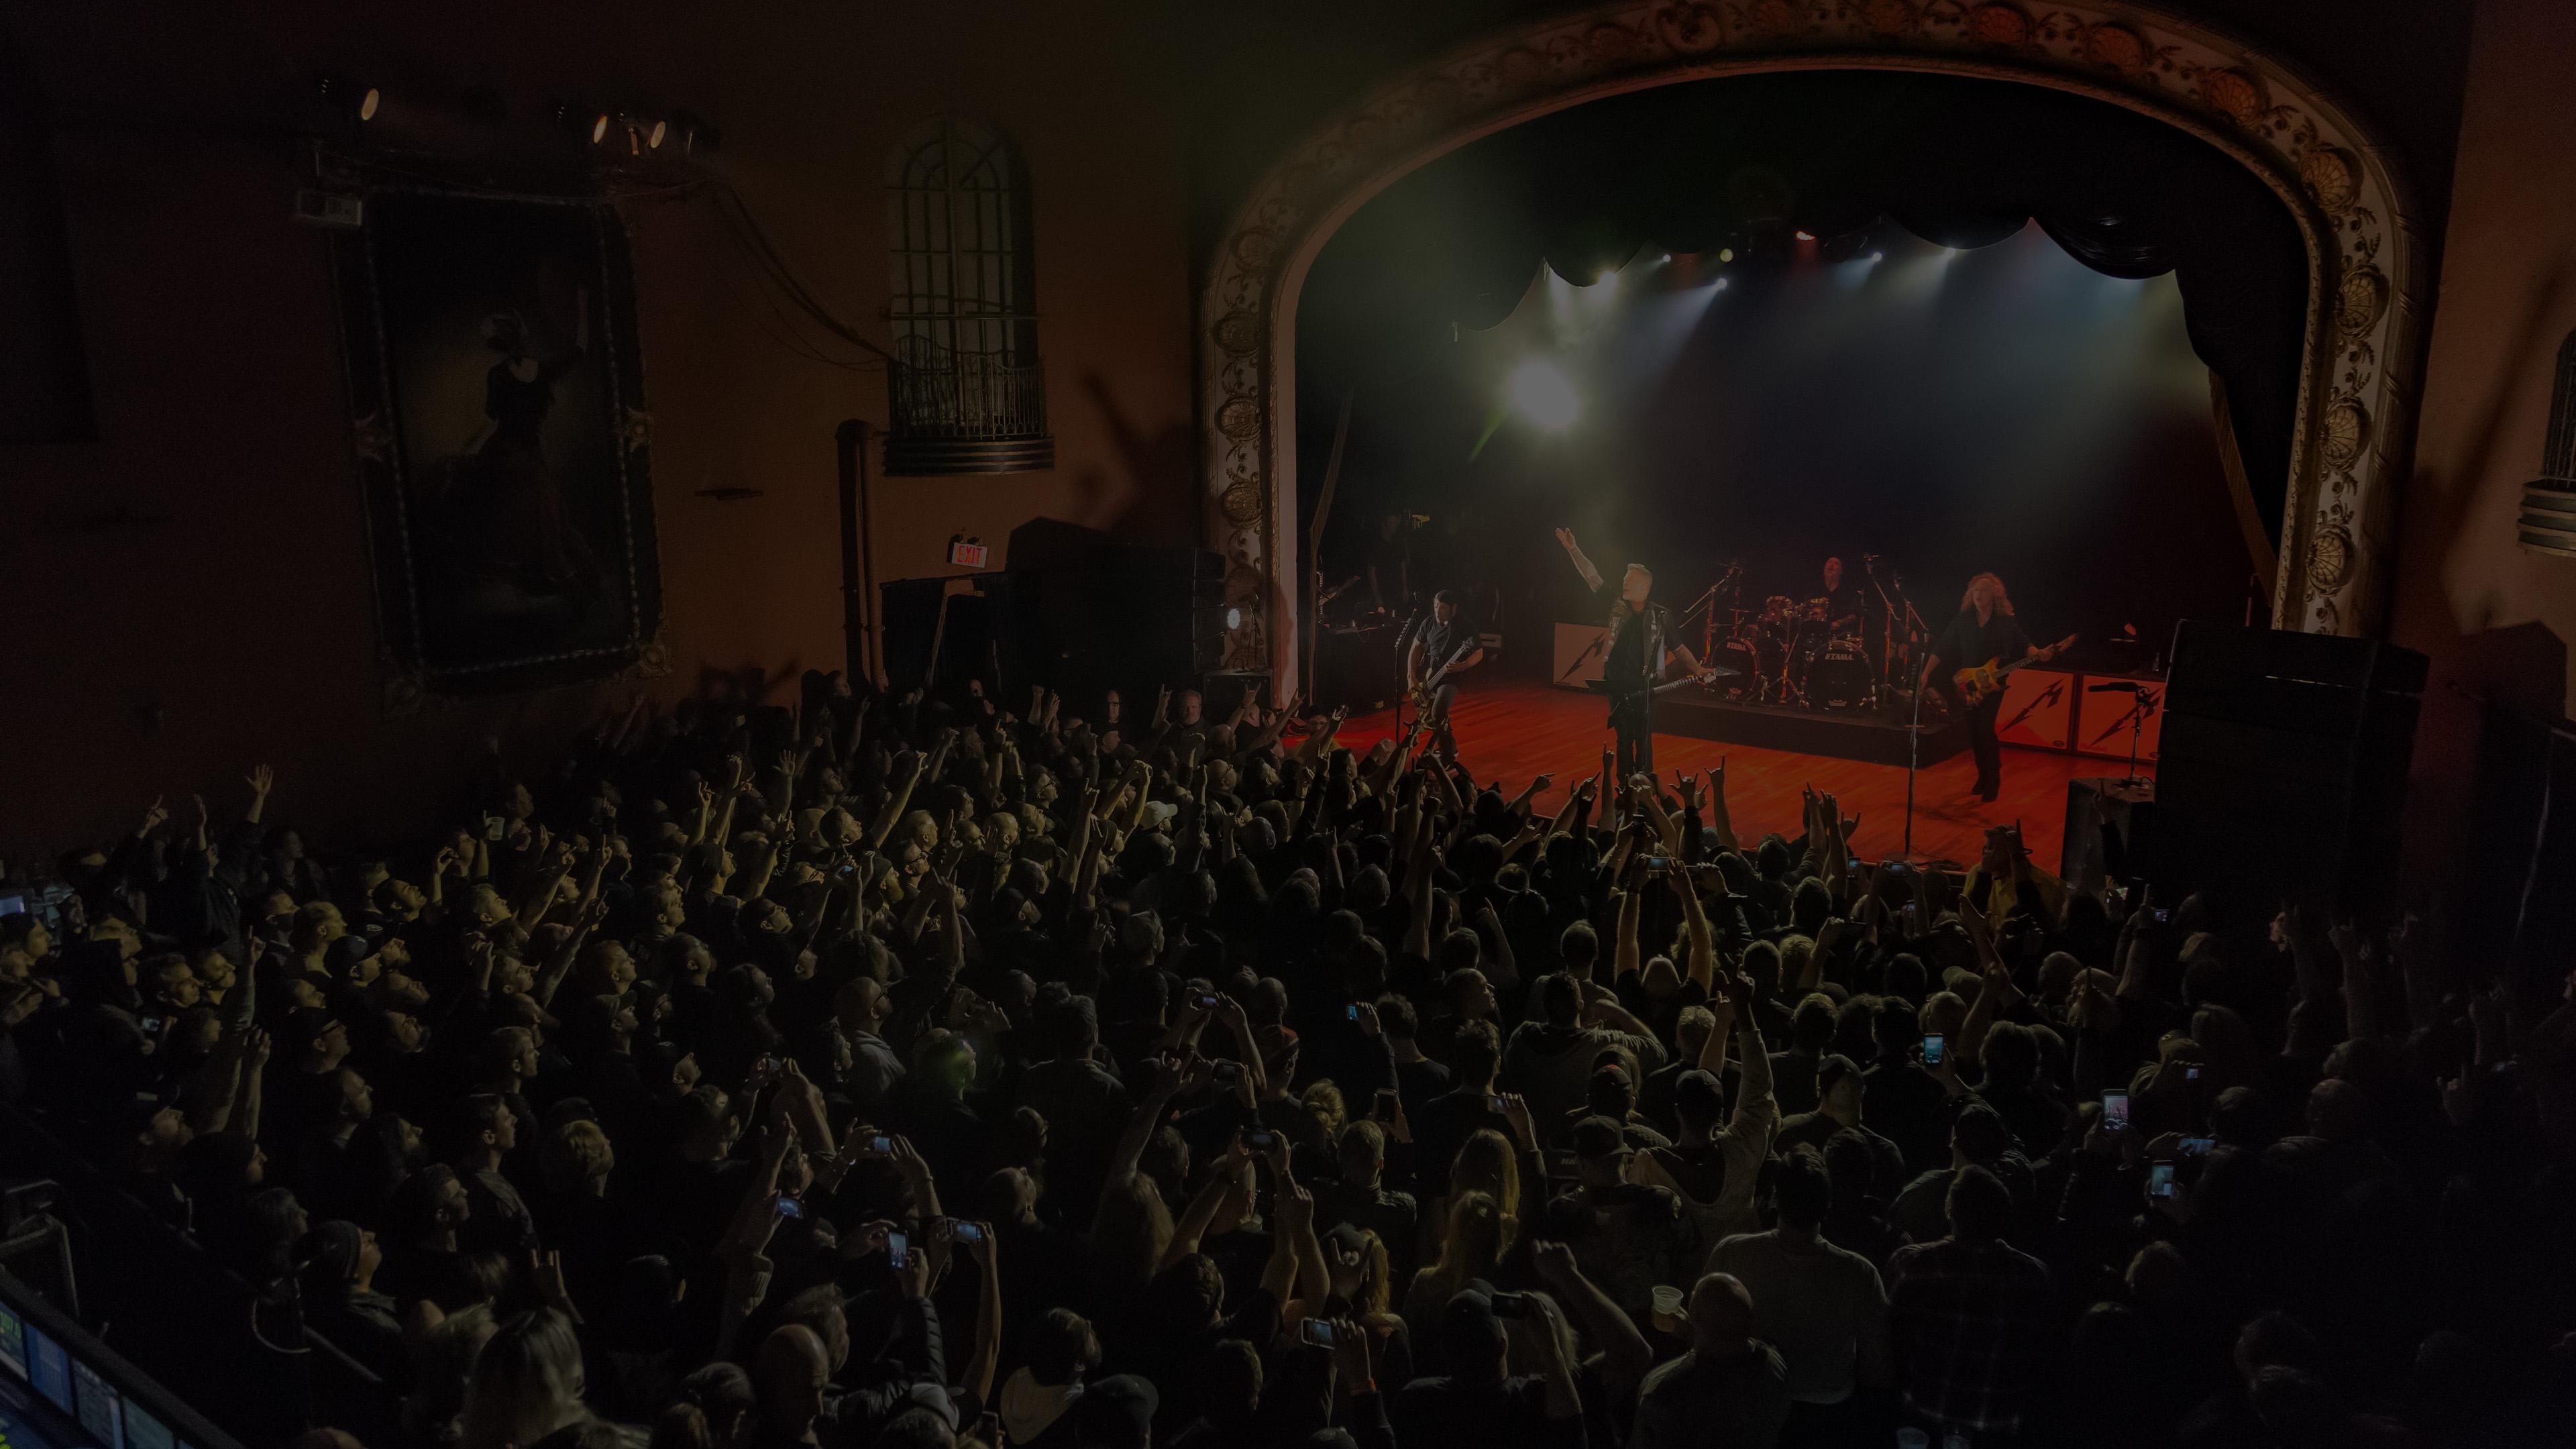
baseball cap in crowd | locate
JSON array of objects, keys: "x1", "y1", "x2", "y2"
[
  {"x1": 1672, "y1": 1068, "x2": 1725, "y2": 1121},
  {"x1": 1441, "y1": 1288, "x2": 1509, "y2": 1375},
  {"x1": 1816, "y1": 1053, "x2": 1862, "y2": 1096},
  {"x1": 1570, "y1": 1114, "x2": 1633, "y2": 1163},
  {"x1": 1070, "y1": 1374, "x2": 1157, "y2": 1449}
]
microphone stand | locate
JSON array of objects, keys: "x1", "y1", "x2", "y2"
[
  {"x1": 2127, "y1": 688, "x2": 2157, "y2": 787},
  {"x1": 1392, "y1": 605, "x2": 1426, "y2": 728},
  {"x1": 1902, "y1": 665, "x2": 1927, "y2": 861}
]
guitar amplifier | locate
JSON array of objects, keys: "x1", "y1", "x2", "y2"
[
  {"x1": 1994, "y1": 668, "x2": 2077, "y2": 751},
  {"x1": 1554, "y1": 623, "x2": 1609, "y2": 690}
]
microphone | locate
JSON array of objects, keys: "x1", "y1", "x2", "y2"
[{"x1": 2088, "y1": 681, "x2": 2140, "y2": 693}]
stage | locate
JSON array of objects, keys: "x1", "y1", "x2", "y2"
[
  {"x1": 1327, "y1": 680, "x2": 2141, "y2": 870},
  {"x1": 1649, "y1": 688, "x2": 1970, "y2": 767}
]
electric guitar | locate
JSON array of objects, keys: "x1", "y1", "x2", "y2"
[
  {"x1": 1951, "y1": 634, "x2": 2076, "y2": 708},
  {"x1": 1410, "y1": 638, "x2": 1481, "y2": 713},
  {"x1": 1593, "y1": 664, "x2": 1739, "y2": 709}
]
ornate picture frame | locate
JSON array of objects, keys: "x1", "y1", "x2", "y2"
[{"x1": 330, "y1": 185, "x2": 665, "y2": 712}]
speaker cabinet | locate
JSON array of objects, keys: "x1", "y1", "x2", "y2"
[{"x1": 2151, "y1": 624, "x2": 2424, "y2": 915}]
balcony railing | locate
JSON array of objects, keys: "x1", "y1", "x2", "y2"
[{"x1": 885, "y1": 350, "x2": 1054, "y2": 475}]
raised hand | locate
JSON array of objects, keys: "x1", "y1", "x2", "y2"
[
  {"x1": 138, "y1": 796, "x2": 170, "y2": 838},
  {"x1": 531, "y1": 1248, "x2": 577, "y2": 1316},
  {"x1": 1532, "y1": 1238, "x2": 1580, "y2": 1285},
  {"x1": 246, "y1": 764, "x2": 275, "y2": 797},
  {"x1": 1277, "y1": 1180, "x2": 1316, "y2": 1234}
]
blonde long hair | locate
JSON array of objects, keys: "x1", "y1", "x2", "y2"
[
  {"x1": 1411, "y1": 1191, "x2": 1507, "y2": 1311},
  {"x1": 1961, "y1": 572, "x2": 2015, "y2": 615},
  {"x1": 1450, "y1": 1128, "x2": 1522, "y2": 1239}
]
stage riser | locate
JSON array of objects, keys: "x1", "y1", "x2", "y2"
[{"x1": 1648, "y1": 694, "x2": 1970, "y2": 766}]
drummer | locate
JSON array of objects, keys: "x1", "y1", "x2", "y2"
[{"x1": 1815, "y1": 556, "x2": 1864, "y2": 635}]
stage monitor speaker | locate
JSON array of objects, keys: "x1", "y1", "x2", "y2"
[
  {"x1": 1554, "y1": 623, "x2": 1609, "y2": 689},
  {"x1": 1994, "y1": 668, "x2": 2076, "y2": 751},
  {"x1": 2150, "y1": 623, "x2": 2424, "y2": 916}
]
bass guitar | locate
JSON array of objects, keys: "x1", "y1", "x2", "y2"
[
  {"x1": 1410, "y1": 638, "x2": 1481, "y2": 714},
  {"x1": 1951, "y1": 634, "x2": 2076, "y2": 708}
]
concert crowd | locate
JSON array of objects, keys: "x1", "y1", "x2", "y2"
[{"x1": 3, "y1": 671, "x2": 2572, "y2": 1449}]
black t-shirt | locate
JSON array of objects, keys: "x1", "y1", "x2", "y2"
[
  {"x1": 1818, "y1": 580, "x2": 1862, "y2": 629},
  {"x1": 1932, "y1": 608, "x2": 2032, "y2": 700},
  {"x1": 1418, "y1": 615, "x2": 1471, "y2": 679}
]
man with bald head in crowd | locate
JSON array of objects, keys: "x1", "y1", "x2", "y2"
[
  {"x1": 754, "y1": 1324, "x2": 831, "y2": 1449},
  {"x1": 1630, "y1": 1273, "x2": 1792, "y2": 1449}
]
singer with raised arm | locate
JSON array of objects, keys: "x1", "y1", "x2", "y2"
[
  {"x1": 1405, "y1": 588, "x2": 1485, "y2": 731},
  {"x1": 1917, "y1": 572, "x2": 2065, "y2": 804},
  {"x1": 1556, "y1": 527, "x2": 1703, "y2": 778}
]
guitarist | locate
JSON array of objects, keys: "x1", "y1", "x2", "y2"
[
  {"x1": 1555, "y1": 529, "x2": 1705, "y2": 778},
  {"x1": 1919, "y1": 571, "x2": 2061, "y2": 804},
  {"x1": 1406, "y1": 588, "x2": 1485, "y2": 730}
]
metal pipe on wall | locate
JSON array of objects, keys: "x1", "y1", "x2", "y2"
[{"x1": 835, "y1": 420, "x2": 879, "y2": 686}]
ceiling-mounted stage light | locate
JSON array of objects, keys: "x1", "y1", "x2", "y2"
[
  {"x1": 554, "y1": 101, "x2": 610, "y2": 144},
  {"x1": 1717, "y1": 248, "x2": 1735, "y2": 262},
  {"x1": 1794, "y1": 230, "x2": 1817, "y2": 241},
  {"x1": 315, "y1": 74, "x2": 381, "y2": 124},
  {"x1": 616, "y1": 113, "x2": 668, "y2": 154}
]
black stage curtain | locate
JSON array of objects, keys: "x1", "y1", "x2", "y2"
[{"x1": 1364, "y1": 71, "x2": 2309, "y2": 539}]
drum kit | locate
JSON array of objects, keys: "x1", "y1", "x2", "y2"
[
  {"x1": 1733, "y1": 594, "x2": 1872, "y2": 708},
  {"x1": 1687, "y1": 559, "x2": 1934, "y2": 716}
]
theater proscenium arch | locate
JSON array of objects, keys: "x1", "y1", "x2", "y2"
[{"x1": 1197, "y1": 0, "x2": 2425, "y2": 692}]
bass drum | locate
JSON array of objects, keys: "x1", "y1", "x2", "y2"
[
  {"x1": 1709, "y1": 634, "x2": 1762, "y2": 698},
  {"x1": 1807, "y1": 635, "x2": 1874, "y2": 710}
]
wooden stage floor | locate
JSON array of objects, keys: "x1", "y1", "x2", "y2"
[{"x1": 1326, "y1": 680, "x2": 2147, "y2": 871}]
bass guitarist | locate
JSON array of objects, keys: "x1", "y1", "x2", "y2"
[
  {"x1": 1556, "y1": 529, "x2": 1705, "y2": 777},
  {"x1": 1919, "y1": 571, "x2": 2063, "y2": 804},
  {"x1": 1405, "y1": 588, "x2": 1485, "y2": 731}
]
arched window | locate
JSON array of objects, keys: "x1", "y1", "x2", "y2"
[{"x1": 883, "y1": 118, "x2": 1051, "y2": 474}]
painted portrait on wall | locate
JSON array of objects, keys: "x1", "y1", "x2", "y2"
[{"x1": 333, "y1": 189, "x2": 663, "y2": 709}]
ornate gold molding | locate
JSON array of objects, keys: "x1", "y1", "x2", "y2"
[{"x1": 1198, "y1": 0, "x2": 2427, "y2": 682}]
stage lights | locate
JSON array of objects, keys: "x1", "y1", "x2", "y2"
[
  {"x1": 1794, "y1": 230, "x2": 1817, "y2": 241},
  {"x1": 618, "y1": 113, "x2": 669, "y2": 153},
  {"x1": 555, "y1": 101, "x2": 612, "y2": 144},
  {"x1": 315, "y1": 74, "x2": 381, "y2": 125},
  {"x1": 1506, "y1": 359, "x2": 1580, "y2": 431},
  {"x1": 1718, "y1": 248, "x2": 1735, "y2": 262}
]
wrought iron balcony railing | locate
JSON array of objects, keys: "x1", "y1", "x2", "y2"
[{"x1": 884, "y1": 351, "x2": 1053, "y2": 475}]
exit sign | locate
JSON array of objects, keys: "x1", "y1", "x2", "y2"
[{"x1": 949, "y1": 538, "x2": 989, "y2": 569}]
